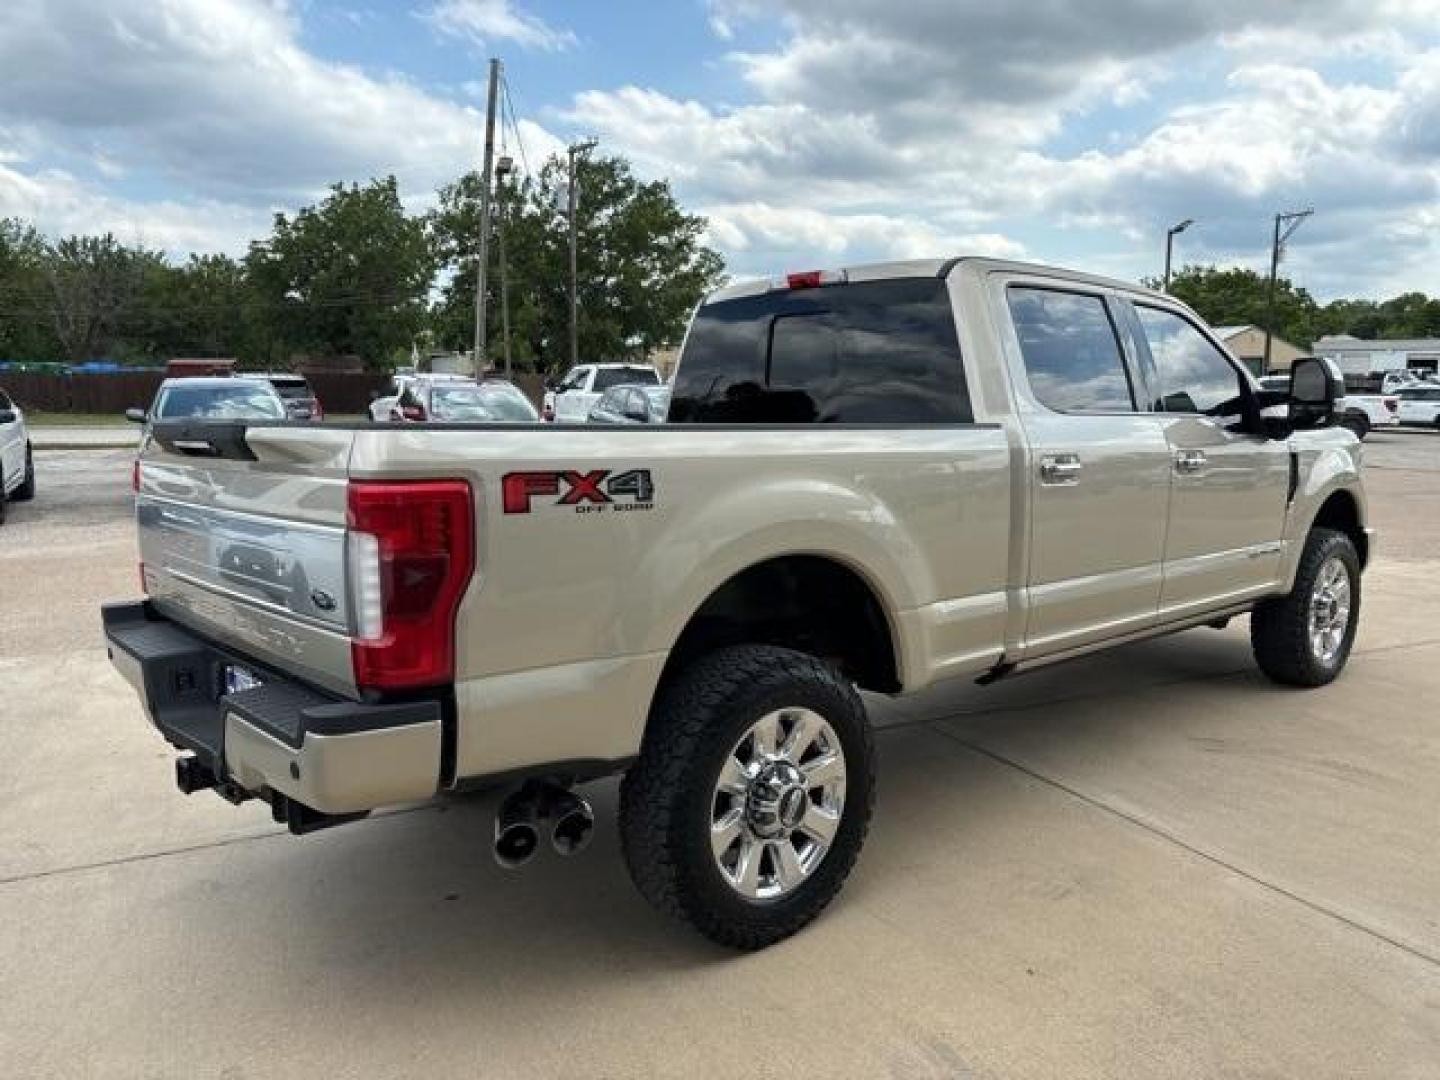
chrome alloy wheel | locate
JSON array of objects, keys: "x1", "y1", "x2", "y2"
[
  {"x1": 710, "y1": 707, "x2": 846, "y2": 901},
  {"x1": 1308, "y1": 556, "x2": 1352, "y2": 665}
]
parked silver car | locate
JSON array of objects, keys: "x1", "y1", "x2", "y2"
[{"x1": 587, "y1": 383, "x2": 671, "y2": 424}]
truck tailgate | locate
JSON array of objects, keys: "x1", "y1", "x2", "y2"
[{"x1": 137, "y1": 424, "x2": 359, "y2": 697}]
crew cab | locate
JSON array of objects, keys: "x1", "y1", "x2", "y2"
[{"x1": 103, "y1": 258, "x2": 1369, "y2": 949}]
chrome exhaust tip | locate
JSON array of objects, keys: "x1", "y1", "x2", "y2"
[
  {"x1": 548, "y1": 790, "x2": 595, "y2": 857},
  {"x1": 493, "y1": 788, "x2": 542, "y2": 870}
]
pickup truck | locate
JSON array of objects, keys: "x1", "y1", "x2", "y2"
[{"x1": 103, "y1": 258, "x2": 1369, "y2": 949}]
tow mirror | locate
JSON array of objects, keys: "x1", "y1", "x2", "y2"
[
  {"x1": 124, "y1": 407, "x2": 148, "y2": 424},
  {"x1": 1289, "y1": 356, "x2": 1343, "y2": 430}
]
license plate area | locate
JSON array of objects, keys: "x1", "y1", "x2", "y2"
[{"x1": 223, "y1": 663, "x2": 265, "y2": 696}]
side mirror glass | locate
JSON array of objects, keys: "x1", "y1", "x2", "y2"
[
  {"x1": 125, "y1": 407, "x2": 148, "y2": 424},
  {"x1": 1289, "y1": 356, "x2": 1343, "y2": 429}
]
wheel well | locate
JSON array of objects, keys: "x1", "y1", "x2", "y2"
[
  {"x1": 1312, "y1": 490, "x2": 1367, "y2": 568},
  {"x1": 664, "y1": 556, "x2": 900, "y2": 693}
]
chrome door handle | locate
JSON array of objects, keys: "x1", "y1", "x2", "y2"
[
  {"x1": 1039, "y1": 454, "x2": 1083, "y2": 484},
  {"x1": 1174, "y1": 449, "x2": 1207, "y2": 474}
]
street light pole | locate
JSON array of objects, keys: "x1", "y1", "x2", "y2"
[
  {"x1": 1163, "y1": 218, "x2": 1193, "y2": 292},
  {"x1": 566, "y1": 138, "x2": 597, "y2": 370},
  {"x1": 1262, "y1": 208, "x2": 1314, "y2": 376},
  {"x1": 473, "y1": 57, "x2": 502, "y2": 378}
]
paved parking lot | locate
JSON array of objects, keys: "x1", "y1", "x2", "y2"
[{"x1": 2, "y1": 431, "x2": 1438, "y2": 1078}]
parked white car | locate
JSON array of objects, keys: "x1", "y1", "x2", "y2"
[
  {"x1": 544, "y1": 363, "x2": 663, "y2": 422},
  {"x1": 1396, "y1": 385, "x2": 1440, "y2": 428},
  {"x1": 0, "y1": 385, "x2": 36, "y2": 523}
]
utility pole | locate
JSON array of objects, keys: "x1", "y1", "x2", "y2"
[
  {"x1": 1163, "y1": 218, "x2": 1193, "y2": 292},
  {"x1": 566, "y1": 138, "x2": 597, "y2": 369},
  {"x1": 472, "y1": 57, "x2": 502, "y2": 378},
  {"x1": 1262, "y1": 208, "x2": 1314, "y2": 375},
  {"x1": 495, "y1": 154, "x2": 514, "y2": 380}
]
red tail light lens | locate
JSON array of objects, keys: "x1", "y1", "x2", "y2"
[
  {"x1": 132, "y1": 458, "x2": 141, "y2": 494},
  {"x1": 400, "y1": 405, "x2": 426, "y2": 422},
  {"x1": 313, "y1": 398, "x2": 324, "y2": 421},
  {"x1": 787, "y1": 271, "x2": 824, "y2": 289},
  {"x1": 347, "y1": 480, "x2": 474, "y2": 690}
]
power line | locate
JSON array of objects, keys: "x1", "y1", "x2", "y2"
[{"x1": 501, "y1": 74, "x2": 532, "y2": 180}]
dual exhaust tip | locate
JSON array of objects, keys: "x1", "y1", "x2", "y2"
[{"x1": 493, "y1": 781, "x2": 594, "y2": 870}]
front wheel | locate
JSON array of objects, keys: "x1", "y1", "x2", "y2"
[
  {"x1": 1251, "y1": 528, "x2": 1361, "y2": 687},
  {"x1": 620, "y1": 645, "x2": 875, "y2": 949}
]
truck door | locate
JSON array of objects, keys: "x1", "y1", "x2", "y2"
[
  {"x1": 1002, "y1": 284, "x2": 1172, "y2": 656},
  {"x1": 1128, "y1": 302, "x2": 1290, "y2": 616}
]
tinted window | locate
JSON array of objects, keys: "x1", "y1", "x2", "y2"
[
  {"x1": 1136, "y1": 306, "x2": 1244, "y2": 414},
  {"x1": 155, "y1": 384, "x2": 285, "y2": 420},
  {"x1": 1007, "y1": 288, "x2": 1133, "y2": 412},
  {"x1": 670, "y1": 278, "x2": 969, "y2": 424},
  {"x1": 594, "y1": 366, "x2": 660, "y2": 391},
  {"x1": 269, "y1": 379, "x2": 312, "y2": 401}
]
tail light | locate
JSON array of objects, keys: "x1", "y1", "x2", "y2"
[
  {"x1": 400, "y1": 404, "x2": 426, "y2": 422},
  {"x1": 1384, "y1": 397, "x2": 1398, "y2": 413},
  {"x1": 131, "y1": 458, "x2": 141, "y2": 494},
  {"x1": 313, "y1": 398, "x2": 325, "y2": 421},
  {"x1": 347, "y1": 480, "x2": 474, "y2": 690}
]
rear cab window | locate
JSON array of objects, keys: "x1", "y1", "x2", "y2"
[
  {"x1": 1006, "y1": 287, "x2": 1136, "y2": 413},
  {"x1": 669, "y1": 277, "x2": 971, "y2": 424}
]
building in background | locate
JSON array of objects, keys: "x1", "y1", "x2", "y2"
[
  {"x1": 1213, "y1": 326, "x2": 1305, "y2": 376},
  {"x1": 1314, "y1": 335, "x2": 1440, "y2": 390}
]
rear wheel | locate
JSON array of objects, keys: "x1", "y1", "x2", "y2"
[
  {"x1": 12, "y1": 445, "x2": 34, "y2": 501},
  {"x1": 619, "y1": 645, "x2": 875, "y2": 949},
  {"x1": 1251, "y1": 528, "x2": 1360, "y2": 687}
]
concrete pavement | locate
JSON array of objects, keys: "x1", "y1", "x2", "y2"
[{"x1": 1, "y1": 441, "x2": 1438, "y2": 1078}]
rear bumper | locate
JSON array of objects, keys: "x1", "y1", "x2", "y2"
[{"x1": 103, "y1": 601, "x2": 442, "y2": 821}]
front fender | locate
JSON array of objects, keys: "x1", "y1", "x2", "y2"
[{"x1": 1279, "y1": 432, "x2": 1368, "y2": 592}]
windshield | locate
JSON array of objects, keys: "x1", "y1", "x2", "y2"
[
  {"x1": 594, "y1": 366, "x2": 660, "y2": 391},
  {"x1": 430, "y1": 384, "x2": 538, "y2": 421},
  {"x1": 155, "y1": 383, "x2": 286, "y2": 420}
]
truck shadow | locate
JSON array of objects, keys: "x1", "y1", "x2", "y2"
[{"x1": 171, "y1": 625, "x2": 1279, "y2": 1008}]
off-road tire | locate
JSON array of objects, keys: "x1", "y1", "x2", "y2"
[
  {"x1": 1251, "y1": 528, "x2": 1360, "y2": 687},
  {"x1": 619, "y1": 645, "x2": 875, "y2": 950},
  {"x1": 12, "y1": 445, "x2": 34, "y2": 501}
]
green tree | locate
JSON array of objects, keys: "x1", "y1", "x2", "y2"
[
  {"x1": 0, "y1": 218, "x2": 63, "y2": 361},
  {"x1": 43, "y1": 233, "x2": 159, "y2": 363},
  {"x1": 431, "y1": 153, "x2": 725, "y2": 372},
  {"x1": 1150, "y1": 264, "x2": 1321, "y2": 349},
  {"x1": 246, "y1": 177, "x2": 434, "y2": 370}
]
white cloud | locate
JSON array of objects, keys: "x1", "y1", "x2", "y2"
[
  {"x1": 0, "y1": 0, "x2": 485, "y2": 206},
  {"x1": 0, "y1": 162, "x2": 266, "y2": 256},
  {"x1": 424, "y1": 0, "x2": 575, "y2": 52}
]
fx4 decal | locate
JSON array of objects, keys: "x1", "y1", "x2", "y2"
[{"x1": 502, "y1": 469, "x2": 656, "y2": 515}]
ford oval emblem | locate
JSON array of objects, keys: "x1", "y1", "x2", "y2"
[{"x1": 310, "y1": 588, "x2": 337, "y2": 612}]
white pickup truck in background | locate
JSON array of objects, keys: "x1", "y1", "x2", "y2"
[
  {"x1": 104, "y1": 256, "x2": 1369, "y2": 949},
  {"x1": 1260, "y1": 375, "x2": 1397, "y2": 439}
]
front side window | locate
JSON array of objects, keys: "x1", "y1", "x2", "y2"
[
  {"x1": 1135, "y1": 306, "x2": 1245, "y2": 415},
  {"x1": 670, "y1": 277, "x2": 969, "y2": 424},
  {"x1": 1006, "y1": 287, "x2": 1134, "y2": 412}
]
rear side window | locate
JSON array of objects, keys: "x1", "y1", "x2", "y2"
[
  {"x1": 669, "y1": 278, "x2": 970, "y2": 424},
  {"x1": 1007, "y1": 288, "x2": 1134, "y2": 412},
  {"x1": 594, "y1": 366, "x2": 659, "y2": 391},
  {"x1": 1135, "y1": 306, "x2": 1244, "y2": 414}
]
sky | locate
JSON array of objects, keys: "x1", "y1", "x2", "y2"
[{"x1": 2, "y1": 0, "x2": 1439, "y2": 300}]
